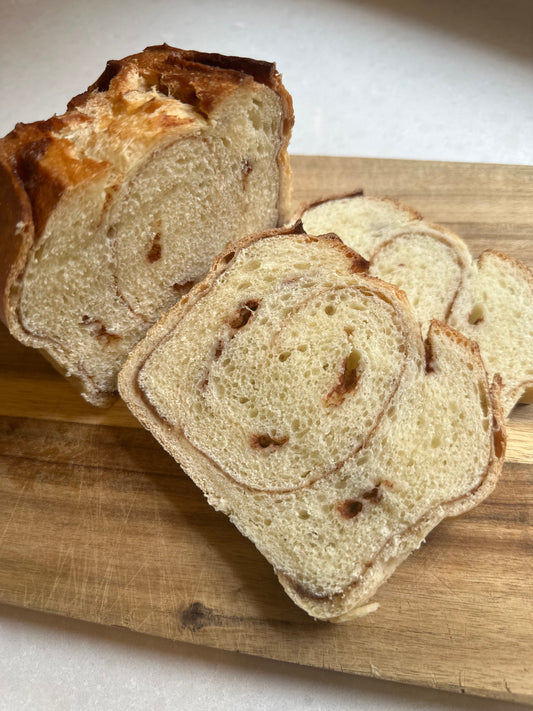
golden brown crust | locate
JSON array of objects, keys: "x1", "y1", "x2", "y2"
[
  {"x1": 1, "y1": 120, "x2": 109, "y2": 242},
  {"x1": 75, "y1": 44, "x2": 293, "y2": 122}
]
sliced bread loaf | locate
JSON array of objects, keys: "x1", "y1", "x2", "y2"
[
  {"x1": 0, "y1": 45, "x2": 293, "y2": 405},
  {"x1": 300, "y1": 194, "x2": 533, "y2": 415},
  {"x1": 118, "y1": 226, "x2": 505, "y2": 621}
]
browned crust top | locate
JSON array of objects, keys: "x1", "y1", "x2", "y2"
[{"x1": 80, "y1": 44, "x2": 286, "y2": 109}]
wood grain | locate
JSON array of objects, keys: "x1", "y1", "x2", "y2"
[{"x1": 0, "y1": 156, "x2": 532, "y2": 704}]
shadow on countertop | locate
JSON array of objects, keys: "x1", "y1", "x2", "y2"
[{"x1": 349, "y1": 0, "x2": 533, "y2": 62}]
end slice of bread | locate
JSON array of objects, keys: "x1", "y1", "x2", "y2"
[
  {"x1": 0, "y1": 44, "x2": 293, "y2": 405},
  {"x1": 300, "y1": 194, "x2": 533, "y2": 416},
  {"x1": 118, "y1": 226, "x2": 505, "y2": 621}
]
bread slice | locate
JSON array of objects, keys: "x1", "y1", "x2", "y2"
[
  {"x1": 118, "y1": 226, "x2": 505, "y2": 621},
  {"x1": 0, "y1": 44, "x2": 293, "y2": 406},
  {"x1": 300, "y1": 193, "x2": 533, "y2": 415}
]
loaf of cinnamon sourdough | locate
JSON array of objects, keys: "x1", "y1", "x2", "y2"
[
  {"x1": 0, "y1": 45, "x2": 293, "y2": 405},
  {"x1": 119, "y1": 226, "x2": 505, "y2": 621},
  {"x1": 300, "y1": 193, "x2": 533, "y2": 415}
]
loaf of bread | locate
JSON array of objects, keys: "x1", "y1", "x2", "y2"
[
  {"x1": 0, "y1": 45, "x2": 293, "y2": 405},
  {"x1": 300, "y1": 193, "x2": 533, "y2": 415},
  {"x1": 119, "y1": 226, "x2": 505, "y2": 621}
]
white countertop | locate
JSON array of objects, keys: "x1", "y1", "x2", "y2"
[{"x1": 0, "y1": 1, "x2": 531, "y2": 709}]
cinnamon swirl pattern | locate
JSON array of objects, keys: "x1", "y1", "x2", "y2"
[
  {"x1": 119, "y1": 228, "x2": 505, "y2": 620},
  {"x1": 300, "y1": 194, "x2": 533, "y2": 415}
]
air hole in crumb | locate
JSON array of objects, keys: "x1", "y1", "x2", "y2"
[
  {"x1": 298, "y1": 510, "x2": 310, "y2": 520},
  {"x1": 279, "y1": 351, "x2": 291, "y2": 362},
  {"x1": 34, "y1": 244, "x2": 45, "y2": 261},
  {"x1": 478, "y1": 381, "x2": 490, "y2": 417},
  {"x1": 213, "y1": 340, "x2": 224, "y2": 359},
  {"x1": 468, "y1": 304, "x2": 484, "y2": 325},
  {"x1": 146, "y1": 232, "x2": 162, "y2": 263},
  {"x1": 325, "y1": 304, "x2": 336, "y2": 316},
  {"x1": 241, "y1": 158, "x2": 253, "y2": 180},
  {"x1": 244, "y1": 259, "x2": 261, "y2": 271},
  {"x1": 172, "y1": 280, "x2": 195, "y2": 293}
]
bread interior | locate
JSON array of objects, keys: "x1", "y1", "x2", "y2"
[
  {"x1": 370, "y1": 232, "x2": 465, "y2": 331},
  {"x1": 135, "y1": 235, "x2": 494, "y2": 606},
  {"x1": 449, "y1": 251, "x2": 533, "y2": 411},
  {"x1": 15, "y1": 82, "x2": 284, "y2": 403},
  {"x1": 301, "y1": 194, "x2": 533, "y2": 415}
]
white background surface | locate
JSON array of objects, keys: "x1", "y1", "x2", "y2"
[{"x1": 0, "y1": 1, "x2": 531, "y2": 709}]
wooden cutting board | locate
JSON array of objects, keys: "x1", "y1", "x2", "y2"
[{"x1": 1, "y1": 156, "x2": 532, "y2": 704}]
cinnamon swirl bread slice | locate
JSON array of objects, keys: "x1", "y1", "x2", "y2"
[
  {"x1": 119, "y1": 226, "x2": 505, "y2": 621},
  {"x1": 300, "y1": 194, "x2": 533, "y2": 415},
  {"x1": 0, "y1": 45, "x2": 293, "y2": 405}
]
